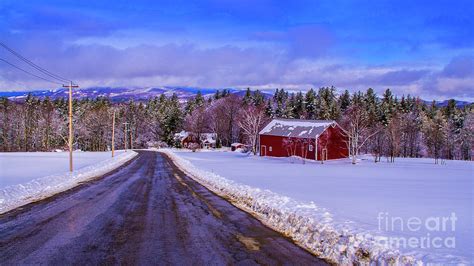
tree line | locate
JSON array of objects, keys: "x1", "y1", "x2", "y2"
[{"x1": 0, "y1": 87, "x2": 472, "y2": 162}]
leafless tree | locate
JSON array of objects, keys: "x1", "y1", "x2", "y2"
[
  {"x1": 184, "y1": 106, "x2": 210, "y2": 147},
  {"x1": 458, "y1": 111, "x2": 473, "y2": 160},
  {"x1": 238, "y1": 105, "x2": 267, "y2": 155},
  {"x1": 368, "y1": 123, "x2": 385, "y2": 162},
  {"x1": 385, "y1": 115, "x2": 402, "y2": 162},
  {"x1": 282, "y1": 137, "x2": 311, "y2": 164},
  {"x1": 399, "y1": 112, "x2": 421, "y2": 158},
  {"x1": 422, "y1": 110, "x2": 447, "y2": 164},
  {"x1": 222, "y1": 95, "x2": 241, "y2": 145},
  {"x1": 339, "y1": 104, "x2": 379, "y2": 164}
]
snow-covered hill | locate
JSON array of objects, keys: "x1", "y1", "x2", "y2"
[{"x1": 0, "y1": 86, "x2": 240, "y2": 102}]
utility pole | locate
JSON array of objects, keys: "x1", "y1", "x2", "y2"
[
  {"x1": 111, "y1": 110, "x2": 116, "y2": 157},
  {"x1": 130, "y1": 125, "x2": 133, "y2": 150},
  {"x1": 123, "y1": 122, "x2": 129, "y2": 152},
  {"x1": 63, "y1": 81, "x2": 79, "y2": 172}
]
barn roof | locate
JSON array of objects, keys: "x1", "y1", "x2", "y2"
[{"x1": 259, "y1": 118, "x2": 336, "y2": 139}]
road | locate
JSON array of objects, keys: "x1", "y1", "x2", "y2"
[{"x1": 0, "y1": 150, "x2": 326, "y2": 265}]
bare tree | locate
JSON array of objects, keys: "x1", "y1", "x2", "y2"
[
  {"x1": 458, "y1": 111, "x2": 473, "y2": 160},
  {"x1": 184, "y1": 106, "x2": 210, "y2": 148},
  {"x1": 368, "y1": 123, "x2": 385, "y2": 162},
  {"x1": 238, "y1": 105, "x2": 267, "y2": 155},
  {"x1": 282, "y1": 137, "x2": 311, "y2": 164},
  {"x1": 339, "y1": 104, "x2": 379, "y2": 164},
  {"x1": 400, "y1": 110, "x2": 423, "y2": 158},
  {"x1": 222, "y1": 95, "x2": 241, "y2": 145},
  {"x1": 422, "y1": 110, "x2": 447, "y2": 164},
  {"x1": 385, "y1": 115, "x2": 402, "y2": 162},
  {"x1": 283, "y1": 137, "x2": 298, "y2": 163}
]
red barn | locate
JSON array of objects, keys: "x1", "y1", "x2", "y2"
[{"x1": 259, "y1": 119, "x2": 349, "y2": 161}]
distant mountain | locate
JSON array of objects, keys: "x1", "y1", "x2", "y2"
[
  {"x1": 434, "y1": 99, "x2": 472, "y2": 108},
  {"x1": 0, "y1": 87, "x2": 238, "y2": 102},
  {"x1": 0, "y1": 87, "x2": 470, "y2": 107}
]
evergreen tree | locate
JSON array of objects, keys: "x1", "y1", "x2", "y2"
[
  {"x1": 293, "y1": 92, "x2": 305, "y2": 118},
  {"x1": 161, "y1": 93, "x2": 183, "y2": 145},
  {"x1": 194, "y1": 90, "x2": 204, "y2": 107},
  {"x1": 316, "y1": 87, "x2": 338, "y2": 120},
  {"x1": 443, "y1": 99, "x2": 457, "y2": 120},
  {"x1": 380, "y1": 89, "x2": 396, "y2": 125},
  {"x1": 243, "y1": 88, "x2": 252, "y2": 106},
  {"x1": 264, "y1": 99, "x2": 274, "y2": 117},
  {"x1": 285, "y1": 93, "x2": 296, "y2": 118},
  {"x1": 214, "y1": 90, "x2": 221, "y2": 100},
  {"x1": 252, "y1": 90, "x2": 265, "y2": 107},
  {"x1": 305, "y1": 89, "x2": 316, "y2": 119},
  {"x1": 338, "y1": 89, "x2": 351, "y2": 112},
  {"x1": 364, "y1": 88, "x2": 379, "y2": 123}
]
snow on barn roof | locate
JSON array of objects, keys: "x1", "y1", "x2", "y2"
[{"x1": 259, "y1": 118, "x2": 335, "y2": 138}]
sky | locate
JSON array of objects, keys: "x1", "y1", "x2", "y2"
[{"x1": 0, "y1": 0, "x2": 473, "y2": 100}]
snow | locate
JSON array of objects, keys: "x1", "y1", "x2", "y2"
[
  {"x1": 163, "y1": 149, "x2": 473, "y2": 265},
  {"x1": 1, "y1": 151, "x2": 123, "y2": 187},
  {"x1": 200, "y1": 133, "x2": 217, "y2": 144},
  {"x1": 174, "y1": 130, "x2": 189, "y2": 141},
  {"x1": 259, "y1": 118, "x2": 335, "y2": 139},
  {"x1": 0, "y1": 150, "x2": 137, "y2": 214}
]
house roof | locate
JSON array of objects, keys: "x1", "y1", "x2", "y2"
[
  {"x1": 259, "y1": 118, "x2": 336, "y2": 139},
  {"x1": 174, "y1": 130, "x2": 189, "y2": 141},
  {"x1": 200, "y1": 133, "x2": 217, "y2": 144}
]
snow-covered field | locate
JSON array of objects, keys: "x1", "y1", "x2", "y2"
[
  {"x1": 0, "y1": 151, "x2": 128, "y2": 188},
  {"x1": 165, "y1": 149, "x2": 473, "y2": 264},
  {"x1": 0, "y1": 150, "x2": 137, "y2": 214}
]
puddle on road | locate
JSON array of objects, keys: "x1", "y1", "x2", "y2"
[{"x1": 236, "y1": 234, "x2": 261, "y2": 251}]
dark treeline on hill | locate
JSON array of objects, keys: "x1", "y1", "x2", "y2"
[{"x1": 0, "y1": 87, "x2": 472, "y2": 161}]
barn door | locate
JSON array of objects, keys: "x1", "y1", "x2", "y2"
[{"x1": 260, "y1": 145, "x2": 266, "y2": 156}]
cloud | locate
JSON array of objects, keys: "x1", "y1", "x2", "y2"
[
  {"x1": 250, "y1": 25, "x2": 335, "y2": 58},
  {"x1": 356, "y1": 69, "x2": 430, "y2": 86},
  {"x1": 287, "y1": 25, "x2": 335, "y2": 58},
  {"x1": 441, "y1": 55, "x2": 474, "y2": 78},
  {"x1": 420, "y1": 55, "x2": 474, "y2": 99},
  {"x1": 1, "y1": 40, "x2": 473, "y2": 101}
]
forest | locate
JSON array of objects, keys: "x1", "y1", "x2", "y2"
[{"x1": 0, "y1": 87, "x2": 472, "y2": 162}]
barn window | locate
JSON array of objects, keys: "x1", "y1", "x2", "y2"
[
  {"x1": 309, "y1": 145, "x2": 313, "y2": 151},
  {"x1": 269, "y1": 146, "x2": 272, "y2": 152}
]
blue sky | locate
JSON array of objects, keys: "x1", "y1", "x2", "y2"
[{"x1": 0, "y1": 0, "x2": 473, "y2": 100}]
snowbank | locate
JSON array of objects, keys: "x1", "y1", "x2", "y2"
[
  {"x1": 0, "y1": 151, "x2": 137, "y2": 214},
  {"x1": 161, "y1": 149, "x2": 424, "y2": 265}
]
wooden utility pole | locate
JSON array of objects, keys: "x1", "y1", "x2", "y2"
[
  {"x1": 63, "y1": 82, "x2": 79, "y2": 172},
  {"x1": 130, "y1": 126, "x2": 133, "y2": 150},
  {"x1": 111, "y1": 110, "x2": 116, "y2": 157},
  {"x1": 123, "y1": 122, "x2": 129, "y2": 152}
]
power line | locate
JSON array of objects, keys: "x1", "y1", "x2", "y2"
[
  {"x1": 0, "y1": 58, "x2": 63, "y2": 85},
  {"x1": 0, "y1": 42, "x2": 73, "y2": 84}
]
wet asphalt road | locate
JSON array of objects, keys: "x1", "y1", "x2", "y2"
[{"x1": 0, "y1": 150, "x2": 326, "y2": 265}]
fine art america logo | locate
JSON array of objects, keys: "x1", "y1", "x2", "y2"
[{"x1": 377, "y1": 212, "x2": 457, "y2": 249}]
